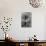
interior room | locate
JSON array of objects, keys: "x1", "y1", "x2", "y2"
[{"x1": 0, "y1": 0, "x2": 46, "y2": 46}]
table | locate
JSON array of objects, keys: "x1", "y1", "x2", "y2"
[{"x1": 5, "y1": 39, "x2": 46, "y2": 46}]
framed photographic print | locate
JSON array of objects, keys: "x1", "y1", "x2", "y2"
[{"x1": 21, "y1": 12, "x2": 32, "y2": 27}]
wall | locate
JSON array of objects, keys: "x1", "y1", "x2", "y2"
[
  {"x1": 44, "y1": 15, "x2": 46, "y2": 40},
  {"x1": 0, "y1": 0, "x2": 46, "y2": 40}
]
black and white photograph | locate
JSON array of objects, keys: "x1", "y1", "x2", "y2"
[{"x1": 21, "y1": 12, "x2": 32, "y2": 27}]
